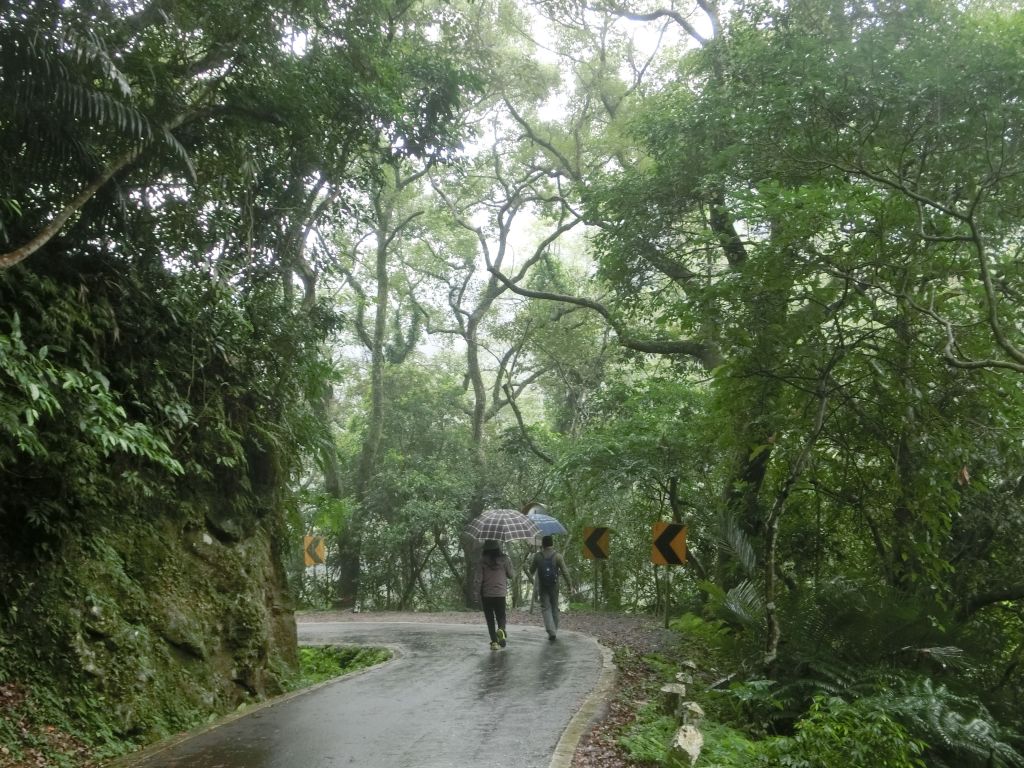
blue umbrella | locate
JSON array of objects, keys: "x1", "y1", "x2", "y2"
[{"x1": 527, "y1": 510, "x2": 567, "y2": 535}]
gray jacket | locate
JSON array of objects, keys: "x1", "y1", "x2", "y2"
[{"x1": 477, "y1": 552, "x2": 513, "y2": 598}]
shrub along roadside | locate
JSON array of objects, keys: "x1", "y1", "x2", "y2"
[
  {"x1": 616, "y1": 612, "x2": 1022, "y2": 768},
  {"x1": 285, "y1": 646, "x2": 392, "y2": 691}
]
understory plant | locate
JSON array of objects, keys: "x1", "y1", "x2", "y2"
[
  {"x1": 287, "y1": 646, "x2": 392, "y2": 690},
  {"x1": 698, "y1": 696, "x2": 925, "y2": 768},
  {"x1": 672, "y1": 586, "x2": 1024, "y2": 768}
]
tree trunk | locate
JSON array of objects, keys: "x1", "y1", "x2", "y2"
[{"x1": 337, "y1": 201, "x2": 393, "y2": 608}]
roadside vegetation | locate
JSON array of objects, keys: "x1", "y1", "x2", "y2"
[
  {"x1": 0, "y1": 647, "x2": 392, "y2": 768},
  {"x1": 287, "y1": 647, "x2": 393, "y2": 691},
  {"x1": 3, "y1": 1, "x2": 1024, "y2": 767}
]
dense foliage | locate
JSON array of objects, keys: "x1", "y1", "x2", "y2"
[
  {"x1": 2, "y1": 0, "x2": 1023, "y2": 765},
  {"x1": 287, "y1": 645, "x2": 392, "y2": 690},
  {"x1": 1, "y1": 0, "x2": 487, "y2": 763}
]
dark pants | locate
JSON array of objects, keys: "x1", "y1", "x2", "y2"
[{"x1": 481, "y1": 596, "x2": 507, "y2": 642}]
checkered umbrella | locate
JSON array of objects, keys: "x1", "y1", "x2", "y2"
[{"x1": 463, "y1": 508, "x2": 541, "y2": 543}]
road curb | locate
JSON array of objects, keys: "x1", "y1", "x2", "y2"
[
  {"x1": 104, "y1": 643, "x2": 401, "y2": 767},
  {"x1": 548, "y1": 640, "x2": 616, "y2": 768}
]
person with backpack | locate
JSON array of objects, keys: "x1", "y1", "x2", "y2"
[
  {"x1": 476, "y1": 539, "x2": 514, "y2": 650},
  {"x1": 529, "y1": 535, "x2": 574, "y2": 641}
]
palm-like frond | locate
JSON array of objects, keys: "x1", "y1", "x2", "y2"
[
  {"x1": 3, "y1": 22, "x2": 186, "y2": 178},
  {"x1": 160, "y1": 123, "x2": 197, "y2": 181},
  {"x1": 715, "y1": 509, "x2": 758, "y2": 577},
  {"x1": 1, "y1": 14, "x2": 198, "y2": 248},
  {"x1": 64, "y1": 27, "x2": 133, "y2": 98},
  {"x1": 54, "y1": 82, "x2": 152, "y2": 139},
  {"x1": 721, "y1": 579, "x2": 765, "y2": 630},
  {"x1": 701, "y1": 577, "x2": 766, "y2": 635},
  {"x1": 881, "y1": 677, "x2": 1023, "y2": 768}
]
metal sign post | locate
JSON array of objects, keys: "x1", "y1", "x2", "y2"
[
  {"x1": 582, "y1": 526, "x2": 610, "y2": 609},
  {"x1": 650, "y1": 523, "x2": 687, "y2": 627}
]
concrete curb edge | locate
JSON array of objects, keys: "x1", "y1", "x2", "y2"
[
  {"x1": 104, "y1": 643, "x2": 402, "y2": 766},
  {"x1": 548, "y1": 641, "x2": 617, "y2": 768}
]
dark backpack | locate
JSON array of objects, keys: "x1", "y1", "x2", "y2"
[{"x1": 537, "y1": 552, "x2": 558, "y2": 590}]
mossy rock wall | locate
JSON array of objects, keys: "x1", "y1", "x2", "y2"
[{"x1": 0, "y1": 501, "x2": 297, "y2": 748}]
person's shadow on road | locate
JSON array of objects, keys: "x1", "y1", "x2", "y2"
[
  {"x1": 476, "y1": 647, "x2": 511, "y2": 700},
  {"x1": 537, "y1": 638, "x2": 571, "y2": 688}
]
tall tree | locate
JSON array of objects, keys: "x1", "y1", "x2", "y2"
[
  {"x1": 332, "y1": 156, "x2": 435, "y2": 606},
  {"x1": 504, "y1": 0, "x2": 1024, "y2": 664}
]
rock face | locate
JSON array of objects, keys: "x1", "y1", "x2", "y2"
[{"x1": 0, "y1": 502, "x2": 297, "y2": 745}]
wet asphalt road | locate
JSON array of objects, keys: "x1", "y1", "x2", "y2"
[{"x1": 118, "y1": 621, "x2": 608, "y2": 768}]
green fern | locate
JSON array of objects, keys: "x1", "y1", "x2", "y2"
[
  {"x1": 716, "y1": 509, "x2": 759, "y2": 577},
  {"x1": 705, "y1": 578, "x2": 1024, "y2": 766},
  {"x1": 722, "y1": 579, "x2": 766, "y2": 630},
  {"x1": 882, "y1": 678, "x2": 1023, "y2": 768},
  {"x1": 717, "y1": 670, "x2": 1021, "y2": 768},
  {"x1": 777, "y1": 578, "x2": 961, "y2": 665},
  {"x1": 2, "y1": 22, "x2": 192, "y2": 187}
]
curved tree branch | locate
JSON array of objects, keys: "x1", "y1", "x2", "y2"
[
  {"x1": 504, "y1": 99, "x2": 581, "y2": 183},
  {"x1": 2, "y1": 140, "x2": 160, "y2": 270},
  {"x1": 488, "y1": 265, "x2": 723, "y2": 370},
  {"x1": 963, "y1": 584, "x2": 1024, "y2": 617},
  {"x1": 502, "y1": 383, "x2": 554, "y2": 465},
  {"x1": 1, "y1": 110, "x2": 196, "y2": 270},
  {"x1": 605, "y1": 4, "x2": 709, "y2": 47},
  {"x1": 838, "y1": 162, "x2": 1024, "y2": 366}
]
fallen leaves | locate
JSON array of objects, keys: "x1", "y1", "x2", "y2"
[{"x1": 0, "y1": 684, "x2": 99, "y2": 768}]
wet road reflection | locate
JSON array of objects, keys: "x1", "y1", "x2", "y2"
[{"x1": 115, "y1": 621, "x2": 604, "y2": 768}]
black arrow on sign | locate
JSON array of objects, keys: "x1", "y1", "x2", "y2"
[
  {"x1": 306, "y1": 536, "x2": 324, "y2": 565},
  {"x1": 585, "y1": 527, "x2": 608, "y2": 559},
  {"x1": 654, "y1": 524, "x2": 684, "y2": 565}
]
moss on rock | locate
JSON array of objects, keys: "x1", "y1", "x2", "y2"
[{"x1": 0, "y1": 499, "x2": 298, "y2": 764}]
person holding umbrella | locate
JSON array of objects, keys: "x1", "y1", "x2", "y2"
[
  {"x1": 464, "y1": 508, "x2": 540, "y2": 649},
  {"x1": 529, "y1": 534, "x2": 574, "y2": 641},
  {"x1": 476, "y1": 539, "x2": 514, "y2": 650}
]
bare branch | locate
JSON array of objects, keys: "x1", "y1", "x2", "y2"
[
  {"x1": 488, "y1": 264, "x2": 723, "y2": 369},
  {"x1": 504, "y1": 99, "x2": 580, "y2": 182},
  {"x1": 603, "y1": 4, "x2": 708, "y2": 46},
  {"x1": 502, "y1": 383, "x2": 555, "y2": 465},
  {"x1": 836, "y1": 162, "x2": 1024, "y2": 370}
]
